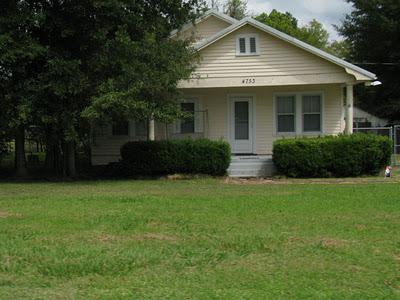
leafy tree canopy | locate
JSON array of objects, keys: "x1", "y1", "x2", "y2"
[{"x1": 338, "y1": 0, "x2": 400, "y2": 121}]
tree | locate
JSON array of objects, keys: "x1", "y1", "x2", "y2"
[
  {"x1": 337, "y1": 0, "x2": 400, "y2": 121},
  {"x1": 1, "y1": 0, "x2": 204, "y2": 178},
  {"x1": 255, "y1": 10, "x2": 330, "y2": 51},
  {"x1": 0, "y1": 1, "x2": 46, "y2": 177},
  {"x1": 297, "y1": 19, "x2": 329, "y2": 50},
  {"x1": 255, "y1": 10, "x2": 298, "y2": 36},
  {"x1": 224, "y1": 0, "x2": 247, "y2": 19}
]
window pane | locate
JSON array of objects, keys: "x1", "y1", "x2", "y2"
[
  {"x1": 235, "y1": 101, "x2": 249, "y2": 140},
  {"x1": 303, "y1": 114, "x2": 321, "y2": 132},
  {"x1": 181, "y1": 103, "x2": 195, "y2": 134},
  {"x1": 239, "y1": 38, "x2": 246, "y2": 53},
  {"x1": 277, "y1": 96, "x2": 295, "y2": 113},
  {"x1": 250, "y1": 37, "x2": 256, "y2": 53},
  {"x1": 303, "y1": 95, "x2": 321, "y2": 113},
  {"x1": 135, "y1": 120, "x2": 147, "y2": 136},
  {"x1": 277, "y1": 115, "x2": 295, "y2": 133},
  {"x1": 112, "y1": 121, "x2": 129, "y2": 136}
]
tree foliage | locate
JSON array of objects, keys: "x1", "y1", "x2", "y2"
[
  {"x1": 338, "y1": 0, "x2": 400, "y2": 121},
  {"x1": 223, "y1": 0, "x2": 247, "y2": 19},
  {"x1": 0, "y1": 0, "x2": 204, "y2": 177},
  {"x1": 255, "y1": 9, "x2": 331, "y2": 51}
]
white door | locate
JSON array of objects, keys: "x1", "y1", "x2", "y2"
[{"x1": 230, "y1": 96, "x2": 254, "y2": 154}]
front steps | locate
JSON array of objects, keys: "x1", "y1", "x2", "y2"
[{"x1": 228, "y1": 155, "x2": 275, "y2": 178}]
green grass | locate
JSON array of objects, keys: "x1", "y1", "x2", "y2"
[{"x1": 0, "y1": 179, "x2": 399, "y2": 299}]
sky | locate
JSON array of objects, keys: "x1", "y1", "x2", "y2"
[{"x1": 244, "y1": 0, "x2": 354, "y2": 41}]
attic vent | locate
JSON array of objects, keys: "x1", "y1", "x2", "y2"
[
  {"x1": 236, "y1": 34, "x2": 259, "y2": 56},
  {"x1": 239, "y1": 38, "x2": 246, "y2": 53},
  {"x1": 250, "y1": 37, "x2": 256, "y2": 53}
]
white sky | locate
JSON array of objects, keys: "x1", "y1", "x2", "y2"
[{"x1": 222, "y1": 0, "x2": 354, "y2": 41}]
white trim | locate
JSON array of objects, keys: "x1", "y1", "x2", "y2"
[
  {"x1": 194, "y1": 17, "x2": 376, "y2": 81},
  {"x1": 235, "y1": 34, "x2": 259, "y2": 56},
  {"x1": 273, "y1": 91, "x2": 325, "y2": 137},
  {"x1": 227, "y1": 93, "x2": 256, "y2": 154}
]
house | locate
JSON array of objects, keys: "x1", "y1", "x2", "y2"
[
  {"x1": 353, "y1": 107, "x2": 388, "y2": 128},
  {"x1": 91, "y1": 10, "x2": 377, "y2": 177}
]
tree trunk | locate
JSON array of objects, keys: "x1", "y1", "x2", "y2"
[
  {"x1": 15, "y1": 125, "x2": 28, "y2": 177},
  {"x1": 66, "y1": 140, "x2": 76, "y2": 177},
  {"x1": 45, "y1": 132, "x2": 63, "y2": 175}
]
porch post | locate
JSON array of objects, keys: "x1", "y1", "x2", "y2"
[
  {"x1": 345, "y1": 83, "x2": 354, "y2": 134},
  {"x1": 148, "y1": 115, "x2": 155, "y2": 141}
]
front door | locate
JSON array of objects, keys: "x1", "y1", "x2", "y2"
[{"x1": 230, "y1": 96, "x2": 254, "y2": 154}]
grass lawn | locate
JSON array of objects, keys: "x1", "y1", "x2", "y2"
[{"x1": 0, "y1": 179, "x2": 399, "y2": 299}]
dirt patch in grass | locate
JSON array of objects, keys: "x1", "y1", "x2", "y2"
[
  {"x1": 225, "y1": 177, "x2": 400, "y2": 185},
  {"x1": 0, "y1": 210, "x2": 21, "y2": 218},
  {"x1": 319, "y1": 238, "x2": 350, "y2": 249},
  {"x1": 96, "y1": 233, "x2": 179, "y2": 244}
]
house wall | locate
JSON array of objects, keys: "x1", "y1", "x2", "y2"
[
  {"x1": 183, "y1": 84, "x2": 344, "y2": 155},
  {"x1": 176, "y1": 15, "x2": 232, "y2": 42},
  {"x1": 91, "y1": 84, "x2": 343, "y2": 165},
  {"x1": 181, "y1": 25, "x2": 355, "y2": 88},
  {"x1": 91, "y1": 121, "x2": 165, "y2": 166}
]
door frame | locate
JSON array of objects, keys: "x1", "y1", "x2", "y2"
[{"x1": 227, "y1": 93, "x2": 256, "y2": 154}]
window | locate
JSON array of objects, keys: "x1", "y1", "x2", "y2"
[
  {"x1": 112, "y1": 120, "x2": 129, "y2": 136},
  {"x1": 135, "y1": 120, "x2": 147, "y2": 137},
  {"x1": 302, "y1": 95, "x2": 322, "y2": 132},
  {"x1": 180, "y1": 102, "x2": 195, "y2": 134},
  {"x1": 236, "y1": 35, "x2": 258, "y2": 55},
  {"x1": 276, "y1": 95, "x2": 296, "y2": 133},
  {"x1": 275, "y1": 93, "x2": 323, "y2": 135}
]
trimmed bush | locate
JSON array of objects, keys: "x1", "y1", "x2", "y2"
[
  {"x1": 273, "y1": 134, "x2": 392, "y2": 178},
  {"x1": 120, "y1": 139, "x2": 231, "y2": 176}
]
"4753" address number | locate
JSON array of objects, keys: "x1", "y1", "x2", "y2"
[{"x1": 242, "y1": 78, "x2": 255, "y2": 84}]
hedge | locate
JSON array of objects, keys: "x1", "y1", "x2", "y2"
[
  {"x1": 273, "y1": 134, "x2": 392, "y2": 178},
  {"x1": 120, "y1": 139, "x2": 231, "y2": 176}
]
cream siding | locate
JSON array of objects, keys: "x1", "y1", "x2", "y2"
[
  {"x1": 182, "y1": 84, "x2": 344, "y2": 155},
  {"x1": 182, "y1": 25, "x2": 354, "y2": 88},
  {"x1": 177, "y1": 15, "x2": 232, "y2": 42}
]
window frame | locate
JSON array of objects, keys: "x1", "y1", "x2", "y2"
[
  {"x1": 180, "y1": 101, "x2": 196, "y2": 134},
  {"x1": 274, "y1": 92, "x2": 324, "y2": 136},
  {"x1": 275, "y1": 94, "x2": 297, "y2": 135},
  {"x1": 236, "y1": 34, "x2": 259, "y2": 56},
  {"x1": 174, "y1": 97, "x2": 203, "y2": 135},
  {"x1": 302, "y1": 94, "x2": 323, "y2": 134}
]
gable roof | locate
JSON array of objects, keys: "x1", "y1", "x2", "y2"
[
  {"x1": 194, "y1": 16, "x2": 376, "y2": 81},
  {"x1": 170, "y1": 9, "x2": 237, "y2": 38}
]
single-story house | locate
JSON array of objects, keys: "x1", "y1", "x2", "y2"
[
  {"x1": 91, "y1": 10, "x2": 377, "y2": 177},
  {"x1": 353, "y1": 107, "x2": 388, "y2": 128}
]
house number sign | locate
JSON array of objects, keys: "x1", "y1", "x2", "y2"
[{"x1": 242, "y1": 78, "x2": 256, "y2": 84}]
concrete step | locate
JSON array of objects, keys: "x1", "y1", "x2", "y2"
[{"x1": 228, "y1": 156, "x2": 275, "y2": 178}]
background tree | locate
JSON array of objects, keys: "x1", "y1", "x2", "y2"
[
  {"x1": 338, "y1": 0, "x2": 400, "y2": 121},
  {"x1": 1, "y1": 0, "x2": 204, "y2": 177},
  {"x1": 224, "y1": 0, "x2": 247, "y2": 19},
  {"x1": 254, "y1": 10, "x2": 330, "y2": 51},
  {"x1": 0, "y1": 1, "x2": 46, "y2": 177}
]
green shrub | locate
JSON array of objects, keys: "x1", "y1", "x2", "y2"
[
  {"x1": 273, "y1": 134, "x2": 392, "y2": 178},
  {"x1": 120, "y1": 139, "x2": 231, "y2": 176}
]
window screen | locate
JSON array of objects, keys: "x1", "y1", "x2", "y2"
[
  {"x1": 112, "y1": 120, "x2": 129, "y2": 136},
  {"x1": 239, "y1": 38, "x2": 246, "y2": 53},
  {"x1": 250, "y1": 37, "x2": 256, "y2": 53},
  {"x1": 135, "y1": 120, "x2": 147, "y2": 136},
  {"x1": 180, "y1": 102, "x2": 195, "y2": 134},
  {"x1": 302, "y1": 95, "x2": 321, "y2": 132},
  {"x1": 276, "y1": 96, "x2": 295, "y2": 133}
]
